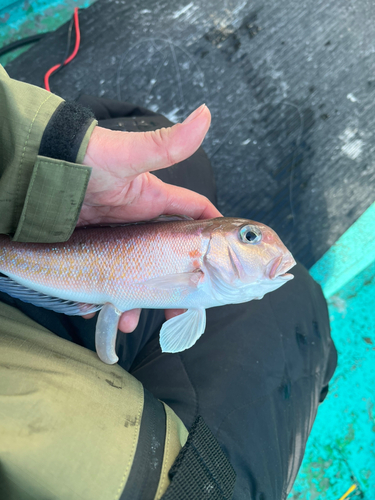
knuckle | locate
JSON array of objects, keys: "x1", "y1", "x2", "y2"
[{"x1": 147, "y1": 127, "x2": 177, "y2": 166}]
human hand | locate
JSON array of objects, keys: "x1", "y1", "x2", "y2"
[{"x1": 80, "y1": 104, "x2": 221, "y2": 333}]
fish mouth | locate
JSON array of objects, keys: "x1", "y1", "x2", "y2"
[{"x1": 267, "y1": 255, "x2": 296, "y2": 280}]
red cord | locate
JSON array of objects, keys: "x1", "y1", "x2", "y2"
[{"x1": 44, "y1": 7, "x2": 81, "y2": 92}]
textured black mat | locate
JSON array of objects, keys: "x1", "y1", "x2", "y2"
[{"x1": 6, "y1": 0, "x2": 375, "y2": 268}]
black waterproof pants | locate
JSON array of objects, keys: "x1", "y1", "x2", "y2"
[{"x1": 0, "y1": 96, "x2": 337, "y2": 500}]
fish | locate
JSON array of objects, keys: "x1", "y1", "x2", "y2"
[{"x1": 0, "y1": 216, "x2": 296, "y2": 364}]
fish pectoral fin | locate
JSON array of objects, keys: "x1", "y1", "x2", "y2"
[
  {"x1": 142, "y1": 270, "x2": 203, "y2": 291},
  {"x1": 0, "y1": 275, "x2": 102, "y2": 315},
  {"x1": 160, "y1": 308, "x2": 206, "y2": 353},
  {"x1": 95, "y1": 303, "x2": 122, "y2": 365}
]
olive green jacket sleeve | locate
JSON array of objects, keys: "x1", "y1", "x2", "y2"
[{"x1": 0, "y1": 65, "x2": 97, "y2": 243}]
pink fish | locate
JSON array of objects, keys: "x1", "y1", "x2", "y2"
[{"x1": 0, "y1": 216, "x2": 295, "y2": 364}]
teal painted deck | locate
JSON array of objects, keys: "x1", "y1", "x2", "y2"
[
  {"x1": 0, "y1": 0, "x2": 93, "y2": 66},
  {"x1": 1, "y1": 2, "x2": 374, "y2": 499},
  {"x1": 290, "y1": 203, "x2": 375, "y2": 500}
]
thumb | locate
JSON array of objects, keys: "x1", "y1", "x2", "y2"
[{"x1": 83, "y1": 104, "x2": 211, "y2": 176}]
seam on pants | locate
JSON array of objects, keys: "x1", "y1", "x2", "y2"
[{"x1": 178, "y1": 352, "x2": 199, "y2": 423}]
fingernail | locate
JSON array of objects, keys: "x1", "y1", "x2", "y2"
[{"x1": 183, "y1": 104, "x2": 206, "y2": 124}]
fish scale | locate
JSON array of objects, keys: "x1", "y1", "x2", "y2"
[
  {"x1": 0, "y1": 217, "x2": 296, "y2": 363},
  {"x1": 0, "y1": 221, "x2": 209, "y2": 309}
]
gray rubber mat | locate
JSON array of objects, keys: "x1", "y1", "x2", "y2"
[{"x1": 6, "y1": 0, "x2": 375, "y2": 268}]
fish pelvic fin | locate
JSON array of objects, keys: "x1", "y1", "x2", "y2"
[
  {"x1": 160, "y1": 308, "x2": 206, "y2": 353},
  {"x1": 0, "y1": 275, "x2": 102, "y2": 316}
]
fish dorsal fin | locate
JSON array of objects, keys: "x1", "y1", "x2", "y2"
[
  {"x1": 148, "y1": 215, "x2": 194, "y2": 222},
  {"x1": 80, "y1": 214, "x2": 194, "y2": 229},
  {"x1": 159, "y1": 308, "x2": 206, "y2": 353},
  {"x1": 0, "y1": 275, "x2": 102, "y2": 316},
  {"x1": 142, "y1": 270, "x2": 203, "y2": 291}
]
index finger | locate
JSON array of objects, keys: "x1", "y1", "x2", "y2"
[{"x1": 161, "y1": 183, "x2": 222, "y2": 220}]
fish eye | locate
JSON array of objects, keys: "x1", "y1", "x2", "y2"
[{"x1": 239, "y1": 225, "x2": 262, "y2": 244}]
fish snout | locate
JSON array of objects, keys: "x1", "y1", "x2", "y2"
[{"x1": 267, "y1": 254, "x2": 296, "y2": 280}]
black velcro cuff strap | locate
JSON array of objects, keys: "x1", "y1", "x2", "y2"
[
  {"x1": 39, "y1": 101, "x2": 95, "y2": 163},
  {"x1": 161, "y1": 416, "x2": 236, "y2": 500}
]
